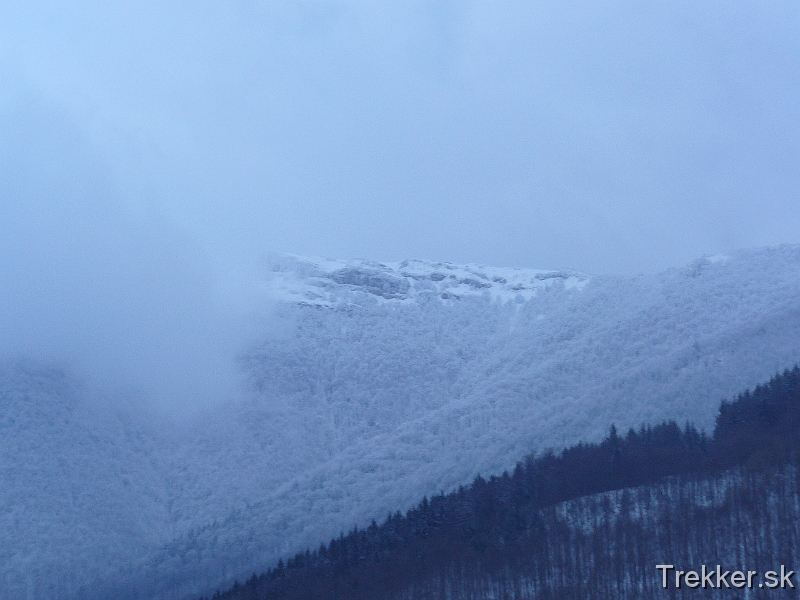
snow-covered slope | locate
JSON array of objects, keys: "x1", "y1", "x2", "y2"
[
  {"x1": 0, "y1": 365, "x2": 173, "y2": 599},
  {"x1": 3, "y1": 246, "x2": 800, "y2": 599}
]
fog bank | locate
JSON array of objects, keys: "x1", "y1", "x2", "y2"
[{"x1": 0, "y1": 88, "x2": 271, "y2": 414}]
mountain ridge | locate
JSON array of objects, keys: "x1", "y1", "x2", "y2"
[
  {"x1": 262, "y1": 253, "x2": 590, "y2": 306},
  {"x1": 3, "y1": 244, "x2": 800, "y2": 599}
]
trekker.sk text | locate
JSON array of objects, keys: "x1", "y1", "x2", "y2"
[{"x1": 656, "y1": 564, "x2": 795, "y2": 589}]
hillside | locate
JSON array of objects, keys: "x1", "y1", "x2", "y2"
[
  {"x1": 2, "y1": 245, "x2": 800, "y2": 599},
  {"x1": 203, "y1": 366, "x2": 800, "y2": 599}
]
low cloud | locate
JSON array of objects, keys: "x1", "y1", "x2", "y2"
[{"x1": 0, "y1": 83, "x2": 270, "y2": 415}]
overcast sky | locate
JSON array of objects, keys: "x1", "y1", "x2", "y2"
[
  {"x1": 3, "y1": 0, "x2": 798, "y2": 275},
  {"x1": 1, "y1": 1, "x2": 798, "y2": 410}
]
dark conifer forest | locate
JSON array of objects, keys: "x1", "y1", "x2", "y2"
[{"x1": 201, "y1": 366, "x2": 800, "y2": 599}]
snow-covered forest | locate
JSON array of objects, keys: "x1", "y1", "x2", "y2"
[
  {"x1": 204, "y1": 364, "x2": 800, "y2": 599},
  {"x1": 3, "y1": 245, "x2": 800, "y2": 599}
]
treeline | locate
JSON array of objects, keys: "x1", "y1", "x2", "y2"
[{"x1": 201, "y1": 365, "x2": 800, "y2": 600}]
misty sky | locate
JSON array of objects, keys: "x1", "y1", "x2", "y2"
[
  {"x1": 1, "y1": 1, "x2": 798, "y2": 410},
  {"x1": 3, "y1": 0, "x2": 798, "y2": 274}
]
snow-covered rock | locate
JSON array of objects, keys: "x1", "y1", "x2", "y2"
[{"x1": 262, "y1": 253, "x2": 589, "y2": 306}]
